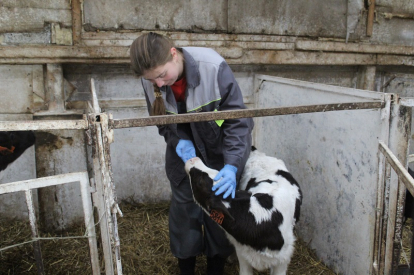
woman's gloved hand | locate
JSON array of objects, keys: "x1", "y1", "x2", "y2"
[
  {"x1": 176, "y1": 139, "x2": 196, "y2": 163},
  {"x1": 212, "y1": 164, "x2": 238, "y2": 199}
]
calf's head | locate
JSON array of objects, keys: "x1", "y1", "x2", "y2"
[
  {"x1": 185, "y1": 158, "x2": 234, "y2": 221},
  {"x1": 0, "y1": 131, "x2": 36, "y2": 171}
]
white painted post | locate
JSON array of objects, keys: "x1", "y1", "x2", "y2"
[
  {"x1": 79, "y1": 173, "x2": 101, "y2": 275},
  {"x1": 25, "y1": 190, "x2": 45, "y2": 275}
]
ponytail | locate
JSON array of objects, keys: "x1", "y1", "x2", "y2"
[{"x1": 150, "y1": 84, "x2": 166, "y2": 116}]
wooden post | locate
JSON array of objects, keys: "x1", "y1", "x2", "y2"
[
  {"x1": 71, "y1": 0, "x2": 82, "y2": 45},
  {"x1": 367, "y1": 0, "x2": 376, "y2": 37}
]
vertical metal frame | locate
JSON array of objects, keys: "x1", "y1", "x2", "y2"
[
  {"x1": 373, "y1": 94, "x2": 392, "y2": 274},
  {"x1": 376, "y1": 98, "x2": 412, "y2": 275},
  {"x1": 88, "y1": 113, "x2": 123, "y2": 275},
  {"x1": 88, "y1": 78, "x2": 123, "y2": 275},
  {"x1": 379, "y1": 141, "x2": 414, "y2": 274}
]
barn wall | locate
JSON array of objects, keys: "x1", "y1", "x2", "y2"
[
  {"x1": 0, "y1": 1, "x2": 414, "y2": 227},
  {"x1": 81, "y1": 0, "x2": 414, "y2": 46}
]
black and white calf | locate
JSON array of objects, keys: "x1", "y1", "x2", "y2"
[
  {"x1": 185, "y1": 147, "x2": 302, "y2": 275},
  {"x1": 0, "y1": 131, "x2": 36, "y2": 172}
]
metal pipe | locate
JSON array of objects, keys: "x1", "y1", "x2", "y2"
[
  {"x1": 0, "y1": 118, "x2": 88, "y2": 131},
  {"x1": 0, "y1": 172, "x2": 89, "y2": 194},
  {"x1": 379, "y1": 141, "x2": 414, "y2": 197},
  {"x1": 111, "y1": 101, "x2": 385, "y2": 129}
]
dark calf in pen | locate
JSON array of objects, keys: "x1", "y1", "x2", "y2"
[
  {"x1": 404, "y1": 168, "x2": 414, "y2": 221},
  {"x1": 402, "y1": 168, "x2": 414, "y2": 274},
  {"x1": 185, "y1": 147, "x2": 302, "y2": 275},
  {"x1": 0, "y1": 131, "x2": 36, "y2": 172}
]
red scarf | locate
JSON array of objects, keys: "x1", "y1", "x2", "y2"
[{"x1": 171, "y1": 77, "x2": 187, "y2": 102}]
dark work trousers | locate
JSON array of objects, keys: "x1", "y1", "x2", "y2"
[
  {"x1": 168, "y1": 175, "x2": 234, "y2": 259},
  {"x1": 169, "y1": 101, "x2": 234, "y2": 259}
]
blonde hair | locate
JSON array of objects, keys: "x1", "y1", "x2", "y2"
[{"x1": 130, "y1": 32, "x2": 174, "y2": 116}]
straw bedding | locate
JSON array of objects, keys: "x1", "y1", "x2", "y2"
[{"x1": 1, "y1": 202, "x2": 344, "y2": 274}]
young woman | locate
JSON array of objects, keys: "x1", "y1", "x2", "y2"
[{"x1": 130, "y1": 32, "x2": 254, "y2": 275}]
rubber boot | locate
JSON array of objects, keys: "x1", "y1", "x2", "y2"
[
  {"x1": 178, "y1": 257, "x2": 196, "y2": 275},
  {"x1": 206, "y1": 255, "x2": 226, "y2": 275}
]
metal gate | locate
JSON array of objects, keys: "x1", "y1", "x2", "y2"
[
  {"x1": 0, "y1": 172, "x2": 100, "y2": 274},
  {"x1": 1, "y1": 76, "x2": 412, "y2": 274},
  {"x1": 0, "y1": 80, "x2": 123, "y2": 275}
]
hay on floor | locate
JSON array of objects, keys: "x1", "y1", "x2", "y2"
[
  {"x1": 400, "y1": 218, "x2": 413, "y2": 266},
  {"x1": 1, "y1": 202, "x2": 338, "y2": 275}
]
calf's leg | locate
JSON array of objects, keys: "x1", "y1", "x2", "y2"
[
  {"x1": 270, "y1": 262, "x2": 288, "y2": 275},
  {"x1": 238, "y1": 255, "x2": 253, "y2": 275}
]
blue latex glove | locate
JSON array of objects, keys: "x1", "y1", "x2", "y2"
[
  {"x1": 212, "y1": 164, "x2": 238, "y2": 199},
  {"x1": 176, "y1": 139, "x2": 196, "y2": 163}
]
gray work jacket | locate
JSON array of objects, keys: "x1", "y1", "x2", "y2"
[{"x1": 142, "y1": 47, "x2": 254, "y2": 186}]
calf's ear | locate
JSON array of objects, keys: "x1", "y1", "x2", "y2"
[{"x1": 211, "y1": 200, "x2": 234, "y2": 221}]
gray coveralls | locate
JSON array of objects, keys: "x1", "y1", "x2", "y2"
[{"x1": 141, "y1": 47, "x2": 254, "y2": 259}]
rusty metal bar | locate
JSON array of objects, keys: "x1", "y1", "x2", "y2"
[
  {"x1": 110, "y1": 101, "x2": 385, "y2": 129},
  {"x1": 0, "y1": 118, "x2": 88, "y2": 131},
  {"x1": 379, "y1": 141, "x2": 414, "y2": 197},
  {"x1": 25, "y1": 190, "x2": 45, "y2": 275}
]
